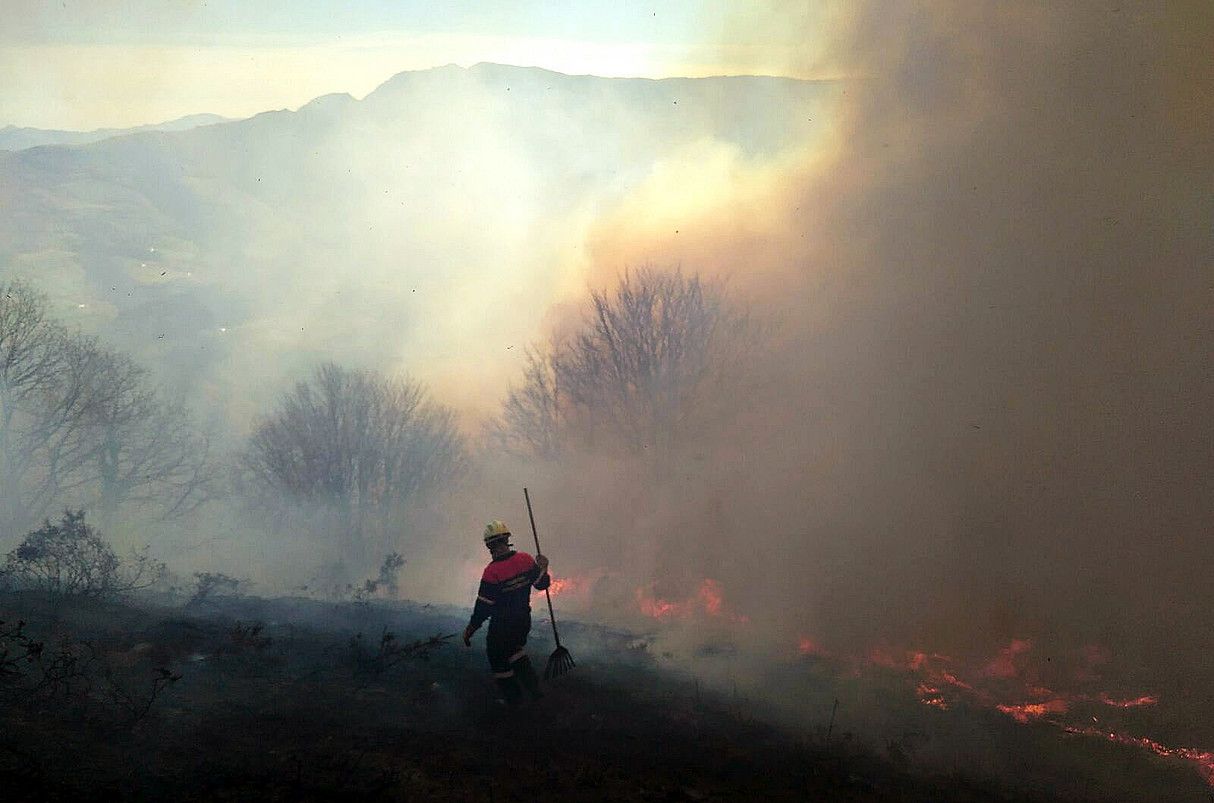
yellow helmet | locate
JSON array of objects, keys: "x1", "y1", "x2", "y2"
[{"x1": 483, "y1": 520, "x2": 511, "y2": 544}]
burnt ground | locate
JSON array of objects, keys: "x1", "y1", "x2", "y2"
[{"x1": 0, "y1": 591, "x2": 1207, "y2": 802}]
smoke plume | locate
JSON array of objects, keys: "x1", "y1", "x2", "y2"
[{"x1": 536, "y1": 1, "x2": 1213, "y2": 688}]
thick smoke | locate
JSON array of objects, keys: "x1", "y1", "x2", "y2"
[
  {"x1": 538, "y1": 1, "x2": 1213, "y2": 686},
  {"x1": 775, "y1": 1, "x2": 1213, "y2": 663}
]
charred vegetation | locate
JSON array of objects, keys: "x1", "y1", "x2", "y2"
[{"x1": 1, "y1": 587, "x2": 1176, "y2": 802}]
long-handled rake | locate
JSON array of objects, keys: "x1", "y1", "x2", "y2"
[{"x1": 524, "y1": 487, "x2": 576, "y2": 679}]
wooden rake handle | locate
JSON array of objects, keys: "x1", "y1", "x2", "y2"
[{"x1": 524, "y1": 487, "x2": 562, "y2": 648}]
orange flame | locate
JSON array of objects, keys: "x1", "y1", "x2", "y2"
[
  {"x1": 543, "y1": 569, "x2": 607, "y2": 600},
  {"x1": 547, "y1": 577, "x2": 577, "y2": 596},
  {"x1": 635, "y1": 589, "x2": 693, "y2": 619},
  {"x1": 939, "y1": 670, "x2": 973, "y2": 691},
  {"x1": 635, "y1": 578, "x2": 748, "y2": 623},
  {"x1": 996, "y1": 699, "x2": 1069, "y2": 723},
  {"x1": 1099, "y1": 693, "x2": 1159, "y2": 708}
]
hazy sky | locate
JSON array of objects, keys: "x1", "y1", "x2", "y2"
[{"x1": 1, "y1": 1, "x2": 837, "y2": 129}]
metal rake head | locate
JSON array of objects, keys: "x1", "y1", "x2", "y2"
[{"x1": 544, "y1": 646, "x2": 576, "y2": 680}]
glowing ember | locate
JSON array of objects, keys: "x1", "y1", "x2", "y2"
[
  {"x1": 834, "y1": 637, "x2": 1210, "y2": 787},
  {"x1": 1063, "y1": 726, "x2": 1214, "y2": 786},
  {"x1": 916, "y1": 683, "x2": 950, "y2": 710}
]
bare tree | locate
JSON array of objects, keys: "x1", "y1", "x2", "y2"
[
  {"x1": 0, "y1": 281, "x2": 88, "y2": 528},
  {"x1": 491, "y1": 268, "x2": 755, "y2": 457},
  {"x1": 0, "y1": 281, "x2": 215, "y2": 532},
  {"x1": 490, "y1": 346, "x2": 563, "y2": 459},
  {"x1": 83, "y1": 353, "x2": 214, "y2": 522},
  {"x1": 30, "y1": 335, "x2": 134, "y2": 513},
  {"x1": 1, "y1": 280, "x2": 56, "y2": 525},
  {"x1": 243, "y1": 363, "x2": 465, "y2": 561}
]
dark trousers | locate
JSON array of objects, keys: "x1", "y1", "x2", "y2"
[{"x1": 486, "y1": 613, "x2": 531, "y2": 677}]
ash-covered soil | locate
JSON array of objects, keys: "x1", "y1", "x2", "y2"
[{"x1": 0, "y1": 592, "x2": 1204, "y2": 802}]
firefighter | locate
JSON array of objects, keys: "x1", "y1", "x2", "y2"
[{"x1": 463, "y1": 520, "x2": 550, "y2": 706}]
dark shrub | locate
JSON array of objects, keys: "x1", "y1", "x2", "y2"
[{"x1": 1, "y1": 510, "x2": 163, "y2": 599}]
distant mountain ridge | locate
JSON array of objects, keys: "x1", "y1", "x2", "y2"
[
  {"x1": 0, "y1": 113, "x2": 231, "y2": 151},
  {"x1": 0, "y1": 63, "x2": 834, "y2": 423}
]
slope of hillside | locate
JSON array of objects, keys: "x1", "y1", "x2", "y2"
[{"x1": 0, "y1": 64, "x2": 833, "y2": 422}]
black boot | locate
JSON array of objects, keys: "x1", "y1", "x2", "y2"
[
  {"x1": 513, "y1": 655, "x2": 544, "y2": 700},
  {"x1": 494, "y1": 675, "x2": 524, "y2": 707}
]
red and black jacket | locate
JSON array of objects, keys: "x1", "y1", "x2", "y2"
[{"x1": 469, "y1": 551, "x2": 550, "y2": 629}]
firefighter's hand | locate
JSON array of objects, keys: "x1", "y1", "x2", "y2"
[
  {"x1": 462, "y1": 624, "x2": 477, "y2": 647},
  {"x1": 535, "y1": 553, "x2": 549, "y2": 573}
]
